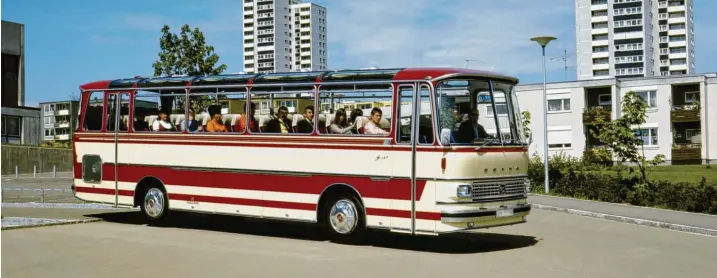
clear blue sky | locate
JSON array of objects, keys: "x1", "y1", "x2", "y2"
[{"x1": 3, "y1": 0, "x2": 716, "y2": 106}]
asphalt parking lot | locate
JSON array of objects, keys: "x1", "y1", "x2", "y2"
[{"x1": 2, "y1": 209, "x2": 716, "y2": 278}]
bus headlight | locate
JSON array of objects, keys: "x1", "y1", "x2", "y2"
[{"x1": 457, "y1": 184, "x2": 472, "y2": 199}]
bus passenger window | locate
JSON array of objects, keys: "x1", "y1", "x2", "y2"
[
  {"x1": 83, "y1": 91, "x2": 104, "y2": 131},
  {"x1": 396, "y1": 86, "x2": 414, "y2": 142},
  {"x1": 418, "y1": 86, "x2": 434, "y2": 144}
]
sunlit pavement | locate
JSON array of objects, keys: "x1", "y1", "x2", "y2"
[{"x1": 2, "y1": 209, "x2": 716, "y2": 278}]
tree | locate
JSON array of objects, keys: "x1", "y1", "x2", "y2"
[
  {"x1": 152, "y1": 24, "x2": 228, "y2": 112},
  {"x1": 521, "y1": 110, "x2": 532, "y2": 144},
  {"x1": 152, "y1": 24, "x2": 227, "y2": 76},
  {"x1": 590, "y1": 91, "x2": 665, "y2": 181}
]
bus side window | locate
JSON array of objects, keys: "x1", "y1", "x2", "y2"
[
  {"x1": 396, "y1": 86, "x2": 414, "y2": 143},
  {"x1": 419, "y1": 85, "x2": 434, "y2": 144},
  {"x1": 83, "y1": 91, "x2": 103, "y2": 131}
]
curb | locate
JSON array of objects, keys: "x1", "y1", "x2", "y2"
[
  {"x1": 531, "y1": 204, "x2": 717, "y2": 237},
  {"x1": 1, "y1": 218, "x2": 104, "y2": 231}
]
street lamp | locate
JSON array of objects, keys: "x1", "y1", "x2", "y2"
[{"x1": 530, "y1": 36, "x2": 556, "y2": 194}]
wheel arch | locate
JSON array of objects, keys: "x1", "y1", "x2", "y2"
[
  {"x1": 133, "y1": 176, "x2": 168, "y2": 208},
  {"x1": 316, "y1": 183, "x2": 366, "y2": 223}
]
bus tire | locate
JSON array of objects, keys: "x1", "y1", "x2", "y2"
[
  {"x1": 323, "y1": 194, "x2": 366, "y2": 242},
  {"x1": 140, "y1": 185, "x2": 170, "y2": 226}
]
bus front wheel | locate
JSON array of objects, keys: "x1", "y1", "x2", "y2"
[{"x1": 323, "y1": 194, "x2": 366, "y2": 242}]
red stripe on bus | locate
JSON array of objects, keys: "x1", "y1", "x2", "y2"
[
  {"x1": 73, "y1": 186, "x2": 440, "y2": 220},
  {"x1": 92, "y1": 163, "x2": 427, "y2": 201}
]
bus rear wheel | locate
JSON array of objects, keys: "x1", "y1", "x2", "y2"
[
  {"x1": 140, "y1": 187, "x2": 169, "y2": 226},
  {"x1": 323, "y1": 194, "x2": 366, "y2": 242}
]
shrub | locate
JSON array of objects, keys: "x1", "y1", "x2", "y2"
[{"x1": 527, "y1": 153, "x2": 717, "y2": 215}]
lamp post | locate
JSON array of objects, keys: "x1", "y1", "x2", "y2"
[{"x1": 530, "y1": 36, "x2": 556, "y2": 194}]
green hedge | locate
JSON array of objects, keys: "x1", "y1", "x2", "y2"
[{"x1": 528, "y1": 153, "x2": 717, "y2": 215}]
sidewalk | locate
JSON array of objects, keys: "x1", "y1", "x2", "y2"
[{"x1": 528, "y1": 194, "x2": 717, "y2": 236}]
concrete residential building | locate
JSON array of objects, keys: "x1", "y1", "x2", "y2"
[
  {"x1": 39, "y1": 101, "x2": 80, "y2": 143},
  {"x1": 516, "y1": 73, "x2": 716, "y2": 165},
  {"x1": 2, "y1": 20, "x2": 41, "y2": 145},
  {"x1": 242, "y1": 0, "x2": 327, "y2": 74},
  {"x1": 575, "y1": 0, "x2": 695, "y2": 80},
  {"x1": 291, "y1": 2, "x2": 328, "y2": 71}
]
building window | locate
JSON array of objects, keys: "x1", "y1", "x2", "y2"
[
  {"x1": 633, "y1": 128, "x2": 658, "y2": 146},
  {"x1": 1, "y1": 115, "x2": 22, "y2": 141},
  {"x1": 547, "y1": 128, "x2": 572, "y2": 149},
  {"x1": 599, "y1": 94, "x2": 612, "y2": 106},
  {"x1": 548, "y1": 98, "x2": 571, "y2": 112},
  {"x1": 635, "y1": 91, "x2": 657, "y2": 108},
  {"x1": 685, "y1": 92, "x2": 699, "y2": 103},
  {"x1": 486, "y1": 103, "x2": 508, "y2": 117}
]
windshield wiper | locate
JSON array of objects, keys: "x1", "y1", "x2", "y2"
[{"x1": 474, "y1": 138, "x2": 502, "y2": 151}]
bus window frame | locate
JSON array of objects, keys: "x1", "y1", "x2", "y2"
[
  {"x1": 315, "y1": 83, "x2": 395, "y2": 138},
  {"x1": 246, "y1": 84, "x2": 318, "y2": 136}
]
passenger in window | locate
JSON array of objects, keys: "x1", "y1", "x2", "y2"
[
  {"x1": 456, "y1": 109, "x2": 489, "y2": 143},
  {"x1": 134, "y1": 115, "x2": 149, "y2": 131},
  {"x1": 238, "y1": 102, "x2": 258, "y2": 132},
  {"x1": 329, "y1": 108, "x2": 355, "y2": 134},
  {"x1": 181, "y1": 108, "x2": 203, "y2": 132},
  {"x1": 206, "y1": 108, "x2": 227, "y2": 132},
  {"x1": 265, "y1": 106, "x2": 292, "y2": 133},
  {"x1": 152, "y1": 111, "x2": 175, "y2": 131},
  {"x1": 296, "y1": 105, "x2": 314, "y2": 133},
  {"x1": 349, "y1": 108, "x2": 363, "y2": 134},
  {"x1": 363, "y1": 108, "x2": 389, "y2": 135}
]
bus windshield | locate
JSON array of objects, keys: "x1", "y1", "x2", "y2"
[{"x1": 435, "y1": 78, "x2": 525, "y2": 146}]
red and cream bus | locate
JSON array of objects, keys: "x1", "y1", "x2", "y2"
[{"x1": 71, "y1": 67, "x2": 531, "y2": 239}]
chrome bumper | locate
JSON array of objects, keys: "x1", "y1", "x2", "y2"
[{"x1": 440, "y1": 203, "x2": 531, "y2": 223}]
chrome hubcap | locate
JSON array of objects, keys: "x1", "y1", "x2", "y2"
[
  {"x1": 329, "y1": 199, "x2": 358, "y2": 234},
  {"x1": 144, "y1": 188, "x2": 164, "y2": 218}
]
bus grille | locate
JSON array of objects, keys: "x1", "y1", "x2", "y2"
[{"x1": 471, "y1": 177, "x2": 527, "y2": 201}]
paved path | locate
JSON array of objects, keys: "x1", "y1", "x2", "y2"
[
  {"x1": 528, "y1": 194, "x2": 717, "y2": 233},
  {"x1": 2, "y1": 209, "x2": 717, "y2": 278}
]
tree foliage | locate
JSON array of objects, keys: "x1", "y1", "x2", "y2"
[
  {"x1": 152, "y1": 24, "x2": 227, "y2": 112},
  {"x1": 152, "y1": 24, "x2": 227, "y2": 76},
  {"x1": 521, "y1": 110, "x2": 532, "y2": 144},
  {"x1": 589, "y1": 91, "x2": 665, "y2": 181}
]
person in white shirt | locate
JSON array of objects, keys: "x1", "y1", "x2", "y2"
[
  {"x1": 152, "y1": 111, "x2": 175, "y2": 131},
  {"x1": 363, "y1": 108, "x2": 389, "y2": 135}
]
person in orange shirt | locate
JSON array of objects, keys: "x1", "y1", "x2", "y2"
[
  {"x1": 237, "y1": 102, "x2": 258, "y2": 132},
  {"x1": 206, "y1": 110, "x2": 227, "y2": 132}
]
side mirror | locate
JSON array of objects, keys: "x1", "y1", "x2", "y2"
[{"x1": 440, "y1": 128, "x2": 452, "y2": 145}]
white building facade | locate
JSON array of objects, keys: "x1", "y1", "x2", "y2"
[
  {"x1": 516, "y1": 73, "x2": 716, "y2": 165},
  {"x1": 242, "y1": 0, "x2": 327, "y2": 74},
  {"x1": 575, "y1": 0, "x2": 695, "y2": 80}
]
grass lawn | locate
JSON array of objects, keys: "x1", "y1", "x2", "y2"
[{"x1": 589, "y1": 165, "x2": 716, "y2": 184}]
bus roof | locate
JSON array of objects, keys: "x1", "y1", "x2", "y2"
[{"x1": 79, "y1": 67, "x2": 518, "y2": 91}]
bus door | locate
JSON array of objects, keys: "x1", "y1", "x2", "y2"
[
  {"x1": 105, "y1": 92, "x2": 130, "y2": 207},
  {"x1": 390, "y1": 82, "x2": 429, "y2": 234}
]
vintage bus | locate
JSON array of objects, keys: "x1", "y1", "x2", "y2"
[{"x1": 71, "y1": 67, "x2": 531, "y2": 239}]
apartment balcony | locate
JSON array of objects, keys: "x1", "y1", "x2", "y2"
[
  {"x1": 668, "y1": 40, "x2": 686, "y2": 47},
  {"x1": 669, "y1": 52, "x2": 687, "y2": 59},
  {"x1": 54, "y1": 134, "x2": 71, "y2": 141},
  {"x1": 55, "y1": 109, "x2": 70, "y2": 116},
  {"x1": 593, "y1": 63, "x2": 609, "y2": 70},
  {"x1": 658, "y1": 1, "x2": 667, "y2": 8},
  {"x1": 591, "y1": 28, "x2": 608, "y2": 35},
  {"x1": 672, "y1": 143, "x2": 701, "y2": 161},
  {"x1": 614, "y1": 31, "x2": 643, "y2": 40},
  {"x1": 668, "y1": 17, "x2": 686, "y2": 24},
  {"x1": 593, "y1": 40, "x2": 609, "y2": 47},
  {"x1": 667, "y1": 5, "x2": 685, "y2": 12},
  {"x1": 591, "y1": 16, "x2": 608, "y2": 23},
  {"x1": 55, "y1": 122, "x2": 71, "y2": 129},
  {"x1": 583, "y1": 107, "x2": 611, "y2": 124},
  {"x1": 669, "y1": 64, "x2": 688, "y2": 71},
  {"x1": 668, "y1": 29, "x2": 686, "y2": 36},
  {"x1": 591, "y1": 4, "x2": 608, "y2": 11},
  {"x1": 671, "y1": 105, "x2": 700, "y2": 123},
  {"x1": 592, "y1": 52, "x2": 609, "y2": 59}
]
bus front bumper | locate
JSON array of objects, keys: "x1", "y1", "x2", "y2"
[{"x1": 438, "y1": 202, "x2": 531, "y2": 232}]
